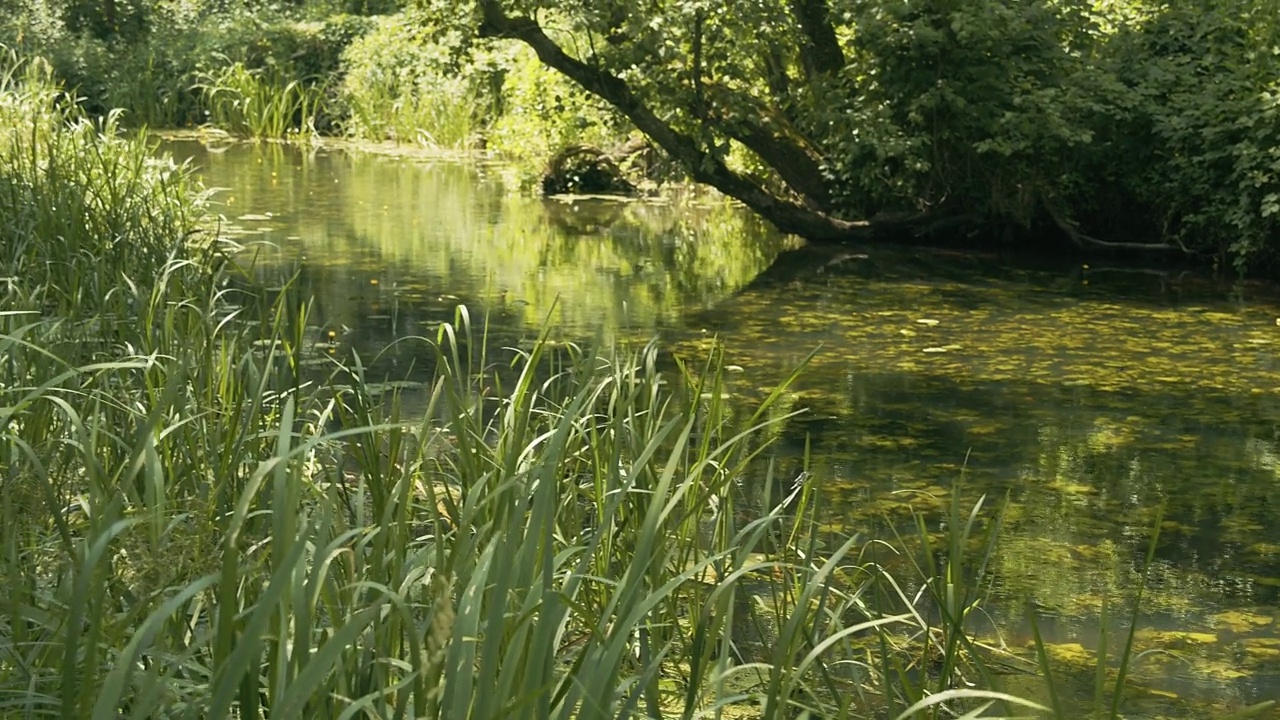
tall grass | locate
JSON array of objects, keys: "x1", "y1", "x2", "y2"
[
  {"x1": 104, "y1": 50, "x2": 200, "y2": 128},
  {"x1": 1, "y1": 51, "x2": 1272, "y2": 720},
  {"x1": 0, "y1": 54, "x2": 207, "y2": 315},
  {"x1": 196, "y1": 59, "x2": 324, "y2": 139},
  {"x1": 337, "y1": 14, "x2": 484, "y2": 149},
  {"x1": 340, "y1": 67, "x2": 481, "y2": 149}
]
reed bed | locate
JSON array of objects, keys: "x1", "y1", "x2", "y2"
[{"x1": 195, "y1": 59, "x2": 324, "y2": 139}]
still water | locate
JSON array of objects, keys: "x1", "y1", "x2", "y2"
[{"x1": 167, "y1": 138, "x2": 1280, "y2": 713}]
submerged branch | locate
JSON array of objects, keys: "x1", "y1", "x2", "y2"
[{"x1": 1050, "y1": 212, "x2": 1186, "y2": 253}]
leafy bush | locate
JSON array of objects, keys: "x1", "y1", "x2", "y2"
[
  {"x1": 486, "y1": 43, "x2": 630, "y2": 177},
  {"x1": 1, "y1": 0, "x2": 372, "y2": 131},
  {"x1": 61, "y1": 0, "x2": 152, "y2": 42},
  {"x1": 1093, "y1": 1, "x2": 1280, "y2": 270},
  {"x1": 338, "y1": 11, "x2": 493, "y2": 148},
  {"x1": 827, "y1": 0, "x2": 1105, "y2": 231},
  {"x1": 0, "y1": 57, "x2": 913, "y2": 719},
  {"x1": 2, "y1": 0, "x2": 209, "y2": 123},
  {"x1": 338, "y1": 9, "x2": 629, "y2": 162},
  {"x1": 3, "y1": 49, "x2": 1273, "y2": 720},
  {"x1": 800, "y1": 0, "x2": 1280, "y2": 267}
]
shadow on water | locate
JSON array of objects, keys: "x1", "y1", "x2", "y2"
[{"x1": 168, "y1": 138, "x2": 1280, "y2": 712}]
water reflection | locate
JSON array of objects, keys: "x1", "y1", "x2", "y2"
[
  {"x1": 179, "y1": 138, "x2": 794, "y2": 345},
  {"x1": 168, "y1": 138, "x2": 1280, "y2": 710}
]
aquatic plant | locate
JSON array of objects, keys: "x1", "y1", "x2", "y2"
[
  {"x1": 0, "y1": 53, "x2": 206, "y2": 316},
  {"x1": 338, "y1": 13, "x2": 487, "y2": 149},
  {"x1": 196, "y1": 59, "x2": 325, "y2": 139}
]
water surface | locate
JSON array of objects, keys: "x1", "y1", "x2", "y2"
[{"x1": 168, "y1": 138, "x2": 1280, "y2": 713}]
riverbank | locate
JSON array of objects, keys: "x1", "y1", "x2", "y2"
[
  {"x1": 8, "y1": 49, "x2": 1280, "y2": 719},
  {"x1": 0, "y1": 5, "x2": 636, "y2": 184},
  {"x1": 5, "y1": 0, "x2": 1278, "y2": 273},
  {"x1": 0, "y1": 51, "x2": 962, "y2": 720}
]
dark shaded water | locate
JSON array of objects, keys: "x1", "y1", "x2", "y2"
[{"x1": 168, "y1": 138, "x2": 1280, "y2": 713}]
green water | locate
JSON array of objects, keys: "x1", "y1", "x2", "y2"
[{"x1": 169, "y1": 138, "x2": 1280, "y2": 713}]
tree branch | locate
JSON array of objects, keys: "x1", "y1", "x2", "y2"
[
  {"x1": 476, "y1": 0, "x2": 871, "y2": 241},
  {"x1": 701, "y1": 85, "x2": 831, "y2": 206},
  {"x1": 788, "y1": 0, "x2": 845, "y2": 77},
  {"x1": 1049, "y1": 211, "x2": 1185, "y2": 253}
]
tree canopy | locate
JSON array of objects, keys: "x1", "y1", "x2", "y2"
[{"x1": 464, "y1": 0, "x2": 1280, "y2": 269}]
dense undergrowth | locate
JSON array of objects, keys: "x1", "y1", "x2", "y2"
[
  {"x1": 2, "y1": 53, "x2": 1278, "y2": 719},
  {"x1": 0, "y1": 0, "x2": 631, "y2": 180}
]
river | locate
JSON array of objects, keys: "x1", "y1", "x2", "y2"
[{"x1": 164, "y1": 137, "x2": 1280, "y2": 714}]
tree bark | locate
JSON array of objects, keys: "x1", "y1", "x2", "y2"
[
  {"x1": 476, "y1": 1, "x2": 882, "y2": 242},
  {"x1": 788, "y1": 0, "x2": 845, "y2": 78},
  {"x1": 701, "y1": 85, "x2": 831, "y2": 206}
]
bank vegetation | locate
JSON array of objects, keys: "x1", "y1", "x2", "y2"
[{"x1": 2, "y1": 0, "x2": 1278, "y2": 270}]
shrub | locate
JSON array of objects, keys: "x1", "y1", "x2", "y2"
[
  {"x1": 486, "y1": 43, "x2": 631, "y2": 179},
  {"x1": 338, "y1": 11, "x2": 492, "y2": 148},
  {"x1": 1093, "y1": 1, "x2": 1280, "y2": 270}
]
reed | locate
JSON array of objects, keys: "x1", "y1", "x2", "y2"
[
  {"x1": 340, "y1": 69, "x2": 481, "y2": 149},
  {"x1": 0, "y1": 52, "x2": 207, "y2": 320},
  {"x1": 196, "y1": 59, "x2": 324, "y2": 139}
]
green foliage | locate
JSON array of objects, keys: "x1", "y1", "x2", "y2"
[
  {"x1": 338, "y1": 11, "x2": 491, "y2": 147},
  {"x1": 1, "y1": 0, "x2": 633, "y2": 168},
  {"x1": 827, "y1": 0, "x2": 1104, "y2": 225},
  {"x1": 194, "y1": 10, "x2": 366, "y2": 81},
  {"x1": 472, "y1": 0, "x2": 1280, "y2": 269},
  {"x1": 0, "y1": 53, "x2": 204, "y2": 314},
  {"x1": 197, "y1": 59, "x2": 326, "y2": 138},
  {"x1": 61, "y1": 0, "x2": 152, "y2": 42},
  {"x1": 336, "y1": 10, "x2": 628, "y2": 158},
  {"x1": 0, "y1": 62, "x2": 903, "y2": 714},
  {"x1": 187, "y1": 12, "x2": 372, "y2": 133},
  {"x1": 0, "y1": 52, "x2": 1172, "y2": 720},
  {"x1": 486, "y1": 43, "x2": 630, "y2": 175},
  {"x1": 6, "y1": 0, "x2": 1280, "y2": 267},
  {"x1": 1092, "y1": 0, "x2": 1280, "y2": 270},
  {"x1": 1, "y1": 0, "x2": 372, "y2": 130}
]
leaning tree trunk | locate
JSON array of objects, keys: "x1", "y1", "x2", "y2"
[{"x1": 475, "y1": 1, "x2": 911, "y2": 243}]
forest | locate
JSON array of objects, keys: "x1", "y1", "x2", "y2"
[{"x1": 3, "y1": 0, "x2": 1279, "y2": 271}]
